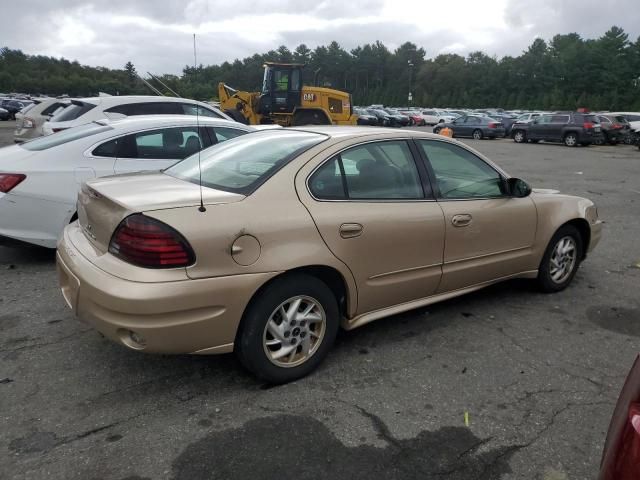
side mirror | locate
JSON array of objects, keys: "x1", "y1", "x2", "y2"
[{"x1": 507, "y1": 177, "x2": 532, "y2": 198}]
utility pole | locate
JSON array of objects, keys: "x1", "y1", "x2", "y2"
[{"x1": 408, "y1": 61, "x2": 414, "y2": 107}]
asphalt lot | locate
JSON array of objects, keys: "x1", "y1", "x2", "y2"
[{"x1": 1, "y1": 119, "x2": 640, "y2": 480}]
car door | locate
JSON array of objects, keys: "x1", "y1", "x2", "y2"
[
  {"x1": 417, "y1": 139, "x2": 537, "y2": 292},
  {"x1": 460, "y1": 116, "x2": 480, "y2": 137},
  {"x1": 113, "y1": 126, "x2": 213, "y2": 174},
  {"x1": 298, "y1": 139, "x2": 445, "y2": 315},
  {"x1": 526, "y1": 115, "x2": 547, "y2": 140}
]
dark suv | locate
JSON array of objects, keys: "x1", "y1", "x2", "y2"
[{"x1": 511, "y1": 112, "x2": 603, "y2": 147}]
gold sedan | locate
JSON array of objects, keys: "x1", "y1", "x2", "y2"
[{"x1": 57, "y1": 127, "x2": 602, "y2": 383}]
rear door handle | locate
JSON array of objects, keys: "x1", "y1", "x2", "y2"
[
  {"x1": 451, "y1": 214, "x2": 472, "y2": 227},
  {"x1": 339, "y1": 223, "x2": 363, "y2": 238}
]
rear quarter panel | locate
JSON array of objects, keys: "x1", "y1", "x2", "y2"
[{"x1": 146, "y1": 140, "x2": 360, "y2": 316}]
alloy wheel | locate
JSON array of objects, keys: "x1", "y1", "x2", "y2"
[
  {"x1": 549, "y1": 236, "x2": 577, "y2": 284},
  {"x1": 262, "y1": 296, "x2": 326, "y2": 368}
]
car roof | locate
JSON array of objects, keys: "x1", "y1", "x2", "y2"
[
  {"x1": 75, "y1": 96, "x2": 213, "y2": 106},
  {"x1": 95, "y1": 115, "x2": 252, "y2": 130},
  {"x1": 289, "y1": 125, "x2": 453, "y2": 141}
]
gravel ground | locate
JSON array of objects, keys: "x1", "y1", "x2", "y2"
[{"x1": 1, "y1": 122, "x2": 639, "y2": 480}]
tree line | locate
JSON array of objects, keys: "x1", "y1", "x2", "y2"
[{"x1": 1, "y1": 26, "x2": 639, "y2": 110}]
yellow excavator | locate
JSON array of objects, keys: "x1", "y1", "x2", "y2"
[{"x1": 218, "y1": 62, "x2": 358, "y2": 126}]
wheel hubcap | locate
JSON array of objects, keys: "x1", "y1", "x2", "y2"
[
  {"x1": 263, "y1": 296, "x2": 326, "y2": 368},
  {"x1": 515, "y1": 132, "x2": 523, "y2": 142},
  {"x1": 473, "y1": 131, "x2": 481, "y2": 139},
  {"x1": 549, "y1": 236, "x2": 577, "y2": 284},
  {"x1": 566, "y1": 135, "x2": 576, "y2": 146}
]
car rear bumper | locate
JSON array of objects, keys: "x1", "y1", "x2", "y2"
[{"x1": 57, "y1": 223, "x2": 278, "y2": 355}]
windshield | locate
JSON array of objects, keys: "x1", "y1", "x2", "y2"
[
  {"x1": 20, "y1": 122, "x2": 113, "y2": 151},
  {"x1": 166, "y1": 130, "x2": 327, "y2": 194}
]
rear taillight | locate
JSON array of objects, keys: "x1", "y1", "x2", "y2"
[
  {"x1": 488, "y1": 122, "x2": 499, "y2": 128},
  {"x1": 108, "y1": 214, "x2": 195, "y2": 268},
  {"x1": 584, "y1": 122, "x2": 595, "y2": 129},
  {"x1": 22, "y1": 117, "x2": 34, "y2": 129},
  {"x1": 613, "y1": 123, "x2": 623, "y2": 129},
  {"x1": 0, "y1": 173, "x2": 26, "y2": 193}
]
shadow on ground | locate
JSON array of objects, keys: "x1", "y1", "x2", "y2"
[{"x1": 172, "y1": 414, "x2": 518, "y2": 480}]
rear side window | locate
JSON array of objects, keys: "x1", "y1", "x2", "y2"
[
  {"x1": 21, "y1": 123, "x2": 112, "y2": 151},
  {"x1": 52, "y1": 102, "x2": 97, "y2": 122},
  {"x1": 181, "y1": 103, "x2": 223, "y2": 118},
  {"x1": 309, "y1": 141, "x2": 424, "y2": 201},
  {"x1": 211, "y1": 127, "x2": 248, "y2": 143}
]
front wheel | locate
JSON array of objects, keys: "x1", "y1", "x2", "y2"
[
  {"x1": 537, "y1": 225, "x2": 583, "y2": 293},
  {"x1": 472, "y1": 129, "x2": 483, "y2": 140},
  {"x1": 235, "y1": 273, "x2": 339, "y2": 384},
  {"x1": 513, "y1": 130, "x2": 526, "y2": 143}
]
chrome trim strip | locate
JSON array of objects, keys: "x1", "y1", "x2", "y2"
[
  {"x1": 369, "y1": 262, "x2": 442, "y2": 280},
  {"x1": 443, "y1": 246, "x2": 531, "y2": 265},
  {"x1": 343, "y1": 269, "x2": 539, "y2": 330}
]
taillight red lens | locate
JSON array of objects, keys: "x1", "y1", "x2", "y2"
[
  {"x1": 0, "y1": 173, "x2": 26, "y2": 193},
  {"x1": 108, "y1": 214, "x2": 195, "y2": 268},
  {"x1": 584, "y1": 122, "x2": 594, "y2": 129},
  {"x1": 488, "y1": 122, "x2": 498, "y2": 128}
]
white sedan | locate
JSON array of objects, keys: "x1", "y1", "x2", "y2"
[{"x1": 0, "y1": 115, "x2": 255, "y2": 247}]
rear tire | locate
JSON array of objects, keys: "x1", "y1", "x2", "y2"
[
  {"x1": 564, "y1": 132, "x2": 578, "y2": 147},
  {"x1": 537, "y1": 225, "x2": 583, "y2": 293},
  {"x1": 472, "y1": 129, "x2": 483, "y2": 140},
  {"x1": 235, "y1": 273, "x2": 339, "y2": 384}
]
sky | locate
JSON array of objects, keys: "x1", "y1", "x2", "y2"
[{"x1": 3, "y1": 0, "x2": 640, "y2": 75}]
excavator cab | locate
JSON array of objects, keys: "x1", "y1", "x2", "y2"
[{"x1": 259, "y1": 62, "x2": 303, "y2": 116}]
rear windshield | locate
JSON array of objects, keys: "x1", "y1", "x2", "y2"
[
  {"x1": 51, "y1": 102, "x2": 97, "y2": 122},
  {"x1": 166, "y1": 130, "x2": 327, "y2": 194},
  {"x1": 20, "y1": 123, "x2": 112, "y2": 151}
]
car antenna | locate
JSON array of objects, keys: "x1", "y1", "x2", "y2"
[{"x1": 193, "y1": 33, "x2": 206, "y2": 213}]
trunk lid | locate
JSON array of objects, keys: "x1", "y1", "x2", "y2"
[{"x1": 77, "y1": 172, "x2": 245, "y2": 253}]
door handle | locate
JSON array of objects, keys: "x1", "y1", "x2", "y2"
[
  {"x1": 339, "y1": 223, "x2": 363, "y2": 238},
  {"x1": 451, "y1": 214, "x2": 472, "y2": 227}
]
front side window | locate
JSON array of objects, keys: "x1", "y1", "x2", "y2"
[
  {"x1": 537, "y1": 115, "x2": 552, "y2": 124},
  {"x1": 419, "y1": 140, "x2": 505, "y2": 199},
  {"x1": 117, "y1": 126, "x2": 209, "y2": 159},
  {"x1": 309, "y1": 141, "x2": 424, "y2": 200},
  {"x1": 551, "y1": 115, "x2": 569, "y2": 124},
  {"x1": 166, "y1": 130, "x2": 326, "y2": 194}
]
